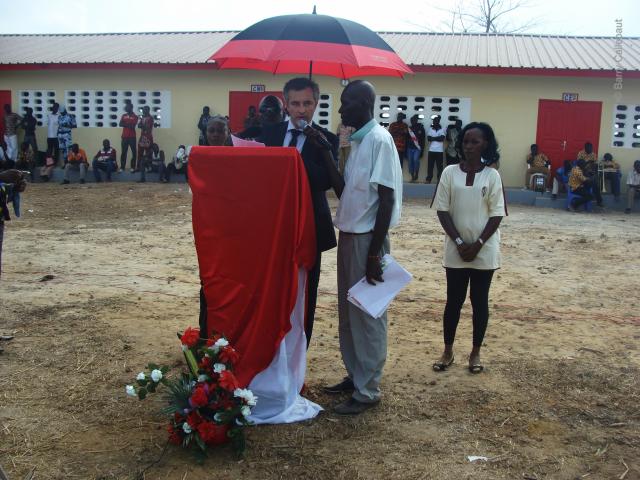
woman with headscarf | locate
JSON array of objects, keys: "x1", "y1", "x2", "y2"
[{"x1": 57, "y1": 106, "x2": 77, "y2": 164}]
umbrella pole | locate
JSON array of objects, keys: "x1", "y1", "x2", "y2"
[{"x1": 309, "y1": 60, "x2": 313, "y2": 79}]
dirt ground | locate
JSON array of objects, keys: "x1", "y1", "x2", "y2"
[{"x1": 1, "y1": 183, "x2": 639, "y2": 480}]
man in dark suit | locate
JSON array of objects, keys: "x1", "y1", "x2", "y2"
[{"x1": 259, "y1": 77, "x2": 340, "y2": 347}]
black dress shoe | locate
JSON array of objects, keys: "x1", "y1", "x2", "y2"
[
  {"x1": 333, "y1": 397, "x2": 380, "y2": 415},
  {"x1": 323, "y1": 377, "x2": 354, "y2": 394}
]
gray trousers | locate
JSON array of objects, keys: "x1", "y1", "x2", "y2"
[
  {"x1": 64, "y1": 162, "x2": 87, "y2": 181},
  {"x1": 337, "y1": 231, "x2": 390, "y2": 403}
]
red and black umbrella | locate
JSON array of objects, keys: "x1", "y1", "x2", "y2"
[{"x1": 210, "y1": 13, "x2": 412, "y2": 79}]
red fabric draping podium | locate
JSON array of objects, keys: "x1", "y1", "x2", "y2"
[{"x1": 189, "y1": 146, "x2": 316, "y2": 388}]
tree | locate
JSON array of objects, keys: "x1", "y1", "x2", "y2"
[{"x1": 443, "y1": 0, "x2": 539, "y2": 34}]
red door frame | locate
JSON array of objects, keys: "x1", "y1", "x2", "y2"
[
  {"x1": 536, "y1": 99, "x2": 602, "y2": 172},
  {"x1": 228, "y1": 91, "x2": 284, "y2": 135}
]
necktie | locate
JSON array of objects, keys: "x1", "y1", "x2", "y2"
[{"x1": 288, "y1": 129, "x2": 301, "y2": 148}]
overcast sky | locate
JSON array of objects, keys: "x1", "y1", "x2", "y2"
[{"x1": 0, "y1": 0, "x2": 637, "y2": 37}]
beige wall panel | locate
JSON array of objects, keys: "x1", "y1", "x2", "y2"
[{"x1": 1, "y1": 69, "x2": 638, "y2": 187}]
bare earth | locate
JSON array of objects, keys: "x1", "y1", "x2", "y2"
[{"x1": 1, "y1": 183, "x2": 639, "y2": 480}]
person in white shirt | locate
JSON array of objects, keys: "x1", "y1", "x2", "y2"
[
  {"x1": 320, "y1": 80, "x2": 403, "y2": 416},
  {"x1": 425, "y1": 115, "x2": 446, "y2": 183},
  {"x1": 46, "y1": 103, "x2": 60, "y2": 164},
  {"x1": 432, "y1": 122, "x2": 505, "y2": 374},
  {"x1": 626, "y1": 160, "x2": 640, "y2": 214}
]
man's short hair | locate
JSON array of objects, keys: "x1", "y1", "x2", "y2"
[{"x1": 283, "y1": 77, "x2": 320, "y2": 102}]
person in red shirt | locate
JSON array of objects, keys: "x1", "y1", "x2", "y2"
[
  {"x1": 92, "y1": 139, "x2": 117, "y2": 182},
  {"x1": 119, "y1": 102, "x2": 138, "y2": 172}
]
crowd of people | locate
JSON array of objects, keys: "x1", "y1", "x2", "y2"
[
  {"x1": 527, "y1": 141, "x2": 640, "y2": 213},
  {"x1": 0, "y1": 100, "x2": 191, "y2": 185}
]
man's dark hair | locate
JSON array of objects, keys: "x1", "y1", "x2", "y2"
[
  {"x1": 283, "y1": 77, "x2": 320, "y2": 102},
  {"x1": 456, "y1": 121, "x2": 500, "y2": 166}
]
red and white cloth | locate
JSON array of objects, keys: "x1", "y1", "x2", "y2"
[{"x1": 189, "y1": 146, "x2": 321, "y2": 423}]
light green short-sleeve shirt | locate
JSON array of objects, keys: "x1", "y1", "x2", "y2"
[{"x1": 433, "y1": 164, "x2": 505, "y2": 270}]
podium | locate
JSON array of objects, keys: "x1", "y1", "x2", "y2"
[{"x1": 189, "y1": 146, "x2": 322, "y2": 423}]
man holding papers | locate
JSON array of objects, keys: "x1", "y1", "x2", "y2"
[{"x1": 319, "y1": 80, "x2": 403, "y2": 415}]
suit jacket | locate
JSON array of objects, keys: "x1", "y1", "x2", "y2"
[{"x1": 260, "y1": 121, "x2": 339, "y2": 252}]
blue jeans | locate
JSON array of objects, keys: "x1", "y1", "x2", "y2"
[
  {"x1": 407, "y1": 147, "x2": 421, "y2": 177},
  {"x1": 92, "y1": 159, "x2": 115, "y2": 182}
]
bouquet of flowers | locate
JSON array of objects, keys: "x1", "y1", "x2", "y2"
[{"x1": 125, "y1": 327, "x2": 257, "y2": 458}]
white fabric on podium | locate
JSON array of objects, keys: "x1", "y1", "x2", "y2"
[{"x1": 247, "y1": 268, "x2": 323, "y2": 424}]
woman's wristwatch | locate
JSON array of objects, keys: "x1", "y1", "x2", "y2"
[{"x1": 455, "y1": 237, "x2": 464, "y2": 246}]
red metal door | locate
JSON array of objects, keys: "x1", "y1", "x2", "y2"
[
  {"x1": 536, "y1": 99, "x2": 602, "y2": 171},
  {"x1": 0, "y1": 90, "x2": 11, "y2": 141},
  {"x1": 228, "y1": 91, "x2": 283, "y2": 135}
]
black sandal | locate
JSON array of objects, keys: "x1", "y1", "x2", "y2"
[
  {"x1": 468, "y1": 364, "x2": 484, "y2": 374},
  {"x1": 432, "y1": 356, "x2": 454, "y2": 371}
]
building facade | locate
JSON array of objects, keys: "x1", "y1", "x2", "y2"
[{"x1": 1, "y1": 32, "x2": 639, "y2": 187}]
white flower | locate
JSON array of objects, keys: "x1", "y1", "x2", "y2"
[
  {"x1": 234, "y1": 388, "x2": 258, "y2": 406},
  {"x1": 197, "y1": 374, "x2": 208, "y2": 383},
  {"x1": 125, "y1": 385, "x2": 137, "y2": 397},
  {"x1": 181, "y1": 345, "x2": 188, "y2": 352},
  {"x1": 213, "y1": 412, "x2": 223, "y2": 422},
  {"x1": 182, "y1": 422, "x2": 192, "y2": 434},
  {"x1": 136, "y1": 372, "x2": 146, "y2": 381},
  {"x1": 150, "y1": 369, "x2": 163, "y2": 383},
  {"x1": 213, "y1": 363, "x2": 226, "y2": 374},
  {"x1": 241, "y1": 405, "x2": 251, "y2": 417},
  {"x1": 209, "y1": 337, "x2": 229, "y2": 353}
]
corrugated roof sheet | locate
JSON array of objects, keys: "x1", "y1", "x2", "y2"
[{"x1": 0, "y1": 31, "x2": 638, "y2": 71}]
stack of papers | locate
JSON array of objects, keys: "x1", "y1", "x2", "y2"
[{"x1": 347, "y1": 254, "x2": 412, "y2": 318}]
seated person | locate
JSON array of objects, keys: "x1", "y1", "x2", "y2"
[
  {"x1": 138, "y1": 143, "x2": 166, "y2": 183},
  {"x1": 63, "y1": 143, "x2": 88, "y2": 184},
  {"x1": 551, "y1": 160, "x2": 573, "y2": 199},
  {"x1": 568, "y1": 159, "x2": 603, "y2": 210},
  {"x1": 525, "y1": 143, "x2": 550, "y2": 189},
  {"x1": 236, "y1": 95, "x2": 284, "y2": 140},
  {"x1": 601, "y1": 153, "x2": 621, "y2": 200},
  {"x1": 92, "y1": 139, "x2": 117, "y2": 182},
  {"x1": 165, "y1": 145, "x2": 188, "y2": 182},
  {"x1": 577, "y1": 142, "x2": 597, "y2": 176},
  {"x1": 39, "y1": 153, "x2": 57, "y2": 182},
  {"x1": 15, "y1": 142, "x2": 35, "y2": 181},
  {"x1": 625, "y1": 160, "x2": 640, "y2": 214}
]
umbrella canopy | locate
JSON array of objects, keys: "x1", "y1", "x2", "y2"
[{"x1": 210, "y1": 13, "x2": 412, "y2": 79}]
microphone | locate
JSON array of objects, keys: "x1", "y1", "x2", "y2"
[{"x1": 299, "y1": 120, "x2": 333, "y2": 150}]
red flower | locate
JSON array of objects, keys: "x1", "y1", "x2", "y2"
[
  {"x1": 187, "y1": 411, "x2": 202, "y2": 427},
  {"x1": 197, "y1": 421, "x2": 229, "y2": 445},
  {"x1": 219, "y1": 346, "x2": 239, "y2": 365},
  {"x1": 181, "y1": 327, "x2": 201, "y2": 348},
  {"x1": 167, "y1": 424, "x2": 182, "y2": 445},
  {"x1": 190, "y1": 385, "x2": 209, "y2": 408},
  {"x1": 218, "y1": 370, "x2": 239, "y2": 391}
]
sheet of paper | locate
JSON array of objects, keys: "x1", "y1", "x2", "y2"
[
  {"x1": 231, "y1": 135, "x2": 265, "y2": 147},
  {"x1": 347, "y1": 254, "x2": 412, "y2": 318}
]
